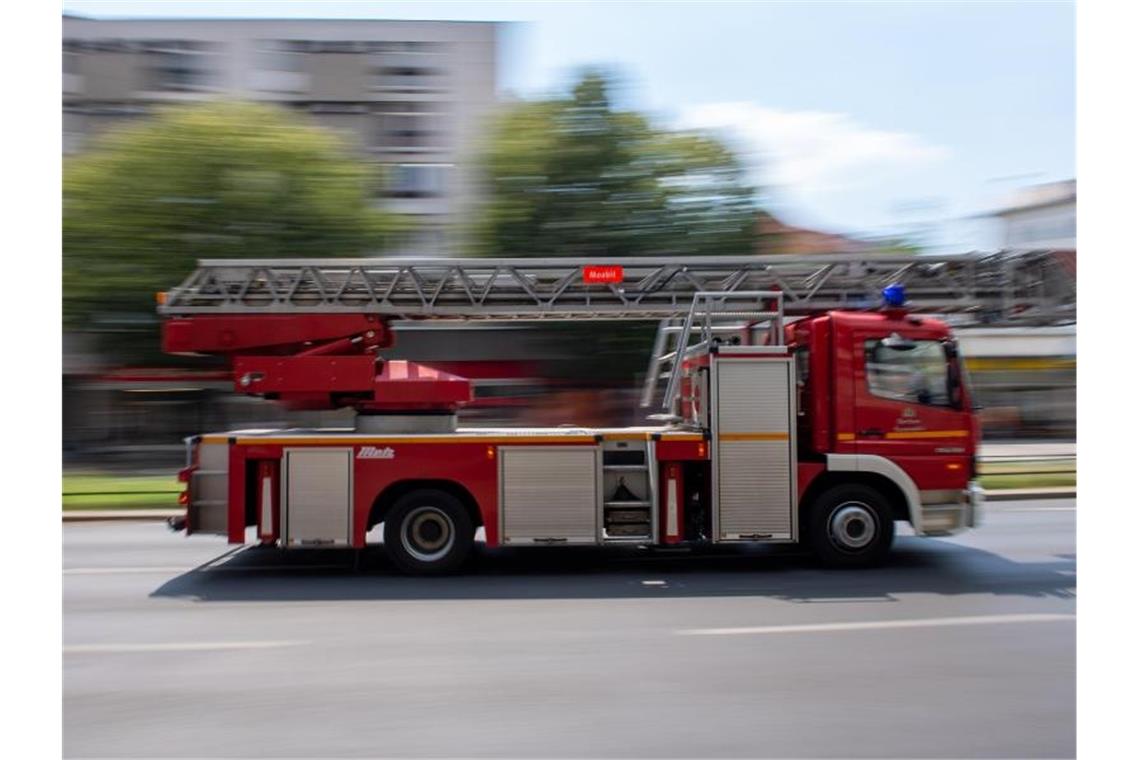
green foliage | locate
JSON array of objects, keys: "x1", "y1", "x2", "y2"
[
  {"x1": 472, "y1": 72, "x2": 757, "y2": 257},
  {"x1": 64, "y1": 101, "x2": 401, "y2": 328},
  {"x1": 868, "y1": 235, "x2": 926, "y2": 256}
]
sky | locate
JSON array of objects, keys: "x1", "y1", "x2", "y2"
[{"x1": 63, "y1": 1, "x2": 1076, "y2": 251}]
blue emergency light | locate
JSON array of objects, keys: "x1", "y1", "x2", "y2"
[{"x1": 882, "y1": 283, "x2": 907, "y2": 308}]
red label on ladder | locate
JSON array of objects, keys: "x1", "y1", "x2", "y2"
[{"x1": 582, "y1": 265, "x2": 624, "y2": 284}]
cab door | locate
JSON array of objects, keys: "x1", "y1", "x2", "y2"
[{"x1": 853, "y1": 329, "x2": 972, "y2": 491}]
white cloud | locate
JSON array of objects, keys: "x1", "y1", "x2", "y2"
[{"x1": 675, "y1": 102, "x2": 950, "y2": 203}]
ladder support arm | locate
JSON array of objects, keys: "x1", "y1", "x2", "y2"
[
  {"x1": 162, "y1": 313, "x2": 471, "y2": 413},
  {"x1": 162, "y1": 314, "x2": 394, "y2": 356}
]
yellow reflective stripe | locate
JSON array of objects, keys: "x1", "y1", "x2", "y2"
[
  {"x1": 965, "y1": 357, "x2": 1075, "y2": 371},
  {"x1": 230, "y1": 435, "x2": 599, "y2": 446},
  {"x1": 884, "y1": 429, "x2": 969, "y2": 440},
  {"x1": 718, "y1": 432, "x2": 789, "y2": 442},
  {"x1": 836, "y1": 432, "x2": 855, "y2": 442},
  {"x1": 204, "y1": 432, "x2": 710, "y2": 446}
]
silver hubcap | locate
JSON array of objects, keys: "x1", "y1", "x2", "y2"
[
  {"x1": 828, "y1": 501, "x2": 877, "y2": 552},
  {"x1": 400, "y1": 506, "x2": 455, "y2": 562}
]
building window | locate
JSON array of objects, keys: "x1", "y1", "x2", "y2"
[
  {"x1": 373, "y1": 64, "x2": 445, "y2": 92},
  {"x1": 70, "y1": 38, "x2": 135, "y2": 53},
  {"x1": 257, "y1": 40, "x2": 305, "y2": 72},
  {"x1": 379, "y1": 65, "x2": 442, "y2": 79},
  {"x1": 143, "y1": 41, "x2": 213, "y2": 91},
  {"x1": 863, "y1": 338, "x2": 952, "y2": 407},
  {"x1": 308, "y1": 102, "x2": 368, "y2": 115},
  {"x1": 304, "y1": 40, "x2": 366, "y2": 54},
  {"x1": 385, "y1": 164, "x2": 450, "y2": 198},
  {"x1": 375, "y1": 105, "x2": 444, "y2": 151}
]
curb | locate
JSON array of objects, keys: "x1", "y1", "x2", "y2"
[
  {"x1": 982, "y1": 488, "x2": 1076, "y2": 502},
  {"x1": 63, "y1": 510, "x2": 182, "y2": 522}
]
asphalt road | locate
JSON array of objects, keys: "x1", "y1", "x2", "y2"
[{"x1": 64, "y1": 499, "x2": 1076, "y2": 759}]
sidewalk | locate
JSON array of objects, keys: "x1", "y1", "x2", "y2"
[
  {"x1": 979, "y1": 440, "x2": 1075, "y2": 459},
  {"x1": 984, "y1": 487, "x2": 1076, "y2": 502},
  {"x1": 63, "y1": 509, "x2": 182, "y2": 522}
]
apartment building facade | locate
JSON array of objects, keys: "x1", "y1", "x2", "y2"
[
  {"x1": 62, "y1": 15, "x2": 500, "y2": 254},
  {"x1": 991, "y1": 179, "x2": 1076, "y2": 250}
]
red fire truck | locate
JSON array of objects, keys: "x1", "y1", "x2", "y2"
[{"x1": 155, "y1": 254, "x2": 1054, "y2": 573}]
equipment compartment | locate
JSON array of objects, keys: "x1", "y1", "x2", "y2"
[
  {"x1": 601, "y1": 439, "x2": 656, "y2": 542},
  {"x1": 500, "y1": 446, "x2": 600, "y2": 544},
  {"x1": 282, "y1": 447, "x2": 353, "y2": 546}
]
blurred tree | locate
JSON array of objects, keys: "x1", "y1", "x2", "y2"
[
  {"x1": 872, "y1": 237, "x2": 926, "y2": 256},
  {"x1": 64, "y1": 101, "x2": 402, "y2": 335},
  {"x1": 472, "y1": 72, "x2": 757, "y2": 257}
]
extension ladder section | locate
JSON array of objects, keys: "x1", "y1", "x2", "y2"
[{"x1": 158, "y1": 251, "x2": 1076, "y2": 324}]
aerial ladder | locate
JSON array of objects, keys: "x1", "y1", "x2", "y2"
[{"x1": 159, "y1": 250, "x2": 1076, "y2": 422}]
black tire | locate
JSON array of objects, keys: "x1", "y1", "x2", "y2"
[
  {"x1": 383, "y1": 489, "x2": 474, "y2": 575},
  {"x1": 805, "y1": 483, "x2": 895, "y2": 568}
]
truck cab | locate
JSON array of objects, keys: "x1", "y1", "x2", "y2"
[{"x1": 787, "y1": 309, "x2": 982, "y2": 538}]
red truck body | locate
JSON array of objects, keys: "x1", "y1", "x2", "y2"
[{"x1": 173, "y1": 304, "x2": 981, "y2": 572}]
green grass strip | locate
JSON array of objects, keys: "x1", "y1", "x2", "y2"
[{"x1": 63, "y1": 473, "x2": 181, "y2": 511}]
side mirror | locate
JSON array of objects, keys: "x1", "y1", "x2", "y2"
[{"x1": 944, "y1": 339, "x2": 964, "y2": 409}]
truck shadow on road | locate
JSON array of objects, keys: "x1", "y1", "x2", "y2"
[{"x1": 150, "y1": 537, "x2": 1076, "y2": 603}]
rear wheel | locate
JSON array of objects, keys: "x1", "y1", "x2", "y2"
[
  {"x1": 806, "y1": 483, "x2": 894, "y2": 568},
  {"x1": 383, "y1": 489, "x2": 474, "y2": 575}
]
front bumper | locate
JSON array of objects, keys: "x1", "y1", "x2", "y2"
[{"x1": 920, "y1": 481, "x2": 983, "y2": 536}]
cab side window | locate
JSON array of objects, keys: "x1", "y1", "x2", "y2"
[{"x1": 864, "y1": 339, "x2": 951, "y2": 407}]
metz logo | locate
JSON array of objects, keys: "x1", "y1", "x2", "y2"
[{"x1": 357, "y1": 446, "x2": 395, "y2": 460}]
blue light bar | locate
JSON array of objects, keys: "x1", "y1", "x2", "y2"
[{"x1": 882, "y1": 283, "x2": 907, "y2": 308}]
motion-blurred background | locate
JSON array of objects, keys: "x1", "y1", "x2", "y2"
[{"x1": 61, "y1": 4, "x2": 1075, "y2": 473}]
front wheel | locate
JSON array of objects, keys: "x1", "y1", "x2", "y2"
[
  {"x1": 383, "y1": 489, "x2": 474, "y2": 575},
  {"x1": 805, "y1": 483, "x2": 895, "y2": 568}
]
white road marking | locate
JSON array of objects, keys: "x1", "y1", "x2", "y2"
[
  {"x1": 64, "y1": 564, "x2": 350, "y2": 575},
  {"x1": 65, "y1": 640, "x2": 306, "y2": 654},
  {"x1": 678, "y1": 613, "x2": 1075, "y2": 636},
  {"x1": 795, "y1": 597, "x2": 893, "y2": 604},
  {"x1": 64, "y1": 567, "x2": 193, "y2": 575}
]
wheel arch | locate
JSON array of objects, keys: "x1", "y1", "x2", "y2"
[
  {"x1": 801, "y1": 454, "x2": 920, "y2": 531},
  {"x1": 367, "y1": 479, "x2": 483, "y2": 535}
]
